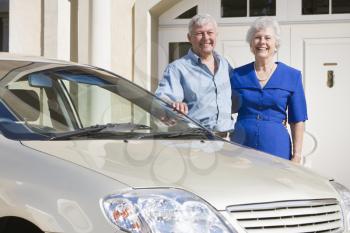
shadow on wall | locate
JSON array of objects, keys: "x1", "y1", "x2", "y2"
[{"x1": 0, "y1": 0, "x2": 8, "y2": 52}]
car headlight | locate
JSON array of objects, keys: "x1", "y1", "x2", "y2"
[
  {"x1": 331, "y1": 181, "x2": 350, "y2": 231},
  {"x1": 101, "y1": 188, "x2": 237, "y2": 233}
]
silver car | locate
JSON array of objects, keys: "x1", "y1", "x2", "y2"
[{"x1": 0, "y1": 54, "x2": 349, "y2": 233}]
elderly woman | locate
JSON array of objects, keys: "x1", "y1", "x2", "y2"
[{"x1": 230, "y1": 17, "x2": 308, "y2": 164}]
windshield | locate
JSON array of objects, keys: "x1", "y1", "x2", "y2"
[{"x1": 0, "y1": 61, "x2": 212, "y2": 140}]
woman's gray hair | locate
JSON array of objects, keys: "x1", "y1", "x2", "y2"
[
  {"x1": 246, "y1": 17, "x2": 281, "y2": 49},
  {"x1": 188, "y1": 14, "x2": 217, "y2": 35}
]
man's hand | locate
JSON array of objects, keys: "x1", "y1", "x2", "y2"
[{"x1": 172, "y1": 102, "x2": 188, "y2": 115}]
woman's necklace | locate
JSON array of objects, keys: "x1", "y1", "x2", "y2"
[{"x1": 254, "y1": 62, "x2": 276, "y2": 82}]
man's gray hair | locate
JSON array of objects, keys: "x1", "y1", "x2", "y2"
[
  {"x1": 188, "y1": 14, "x2": 217, "y2": 35},
  {"x1": 246, "y1": 17, "x2": 281, "y2": 49}
]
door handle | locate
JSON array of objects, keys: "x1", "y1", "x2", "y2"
[{"x1": 327, "y1": 70, "x2": 334, "y2": 88}]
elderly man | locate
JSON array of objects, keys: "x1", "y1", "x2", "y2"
[{"x1": 155, "y1": 14, "x2": 234, "y2": 138}]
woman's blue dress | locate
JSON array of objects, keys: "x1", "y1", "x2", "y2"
[{"x1": 230, "y1": 62, "x2": 308, "y2": 159}]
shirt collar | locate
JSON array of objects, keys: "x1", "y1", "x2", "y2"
[{"x1": 187, "y1": 48, "x2": 220, "y2": 65}]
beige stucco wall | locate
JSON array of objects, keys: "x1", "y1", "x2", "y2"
[
  {"x1": 8, "y1": 0, "x2": 177, "y2": 90},
  {"x1": 9, "y1": 0, "x2": 42, "y2": 55},
  {"x1": 10, "y1": 0, "x2": 70, "y2": 60},
  {"x1": 111, "y1": 0, "x2": 134, "y2": 80},
  {"x1": 133, "y1": 0, "x2": 180, "y2": 89}
]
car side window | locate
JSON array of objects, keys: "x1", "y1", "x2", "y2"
[{"x1": 5, "y1": 76, "x2": 78, "y2": 133}]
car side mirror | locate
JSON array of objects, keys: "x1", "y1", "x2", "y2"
[{"x1": 28, "y1": 73, "x2": 53, "y2": 88}]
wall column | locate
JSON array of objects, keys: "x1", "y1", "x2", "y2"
[
  {"x1": 110, "y1": 0, "x2": 134, "y2": 80},
  {"x1": 43, "y1": 0, "x2": 71, "y2": 60},
  {"x1": 56, "y1": 0, "x2": 71, "y2": 60},
  {"x1": 90, "y1": 0, "x2": 111, "y2": 70},
  {"x1": 88, "y1": 0, "x2": 112, "y2": 123}
]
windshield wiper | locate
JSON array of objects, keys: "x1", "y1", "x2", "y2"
[
  {"x1": 49, "y1": 123, "x2": 152, "y2": 140},
  {"x1": 100, "y1": 123, "x2": 151, "y2": 132},
  {"x1": 135, "y1": 128, "x2": 214, "y2": 140}
]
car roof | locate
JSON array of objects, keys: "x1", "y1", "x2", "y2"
[
  {"x1": 0, "y1": 52, "x2": 80, "y2": 66},
  {"x1": 0, "y1": 53, "x2": 97, "y2": 85}
]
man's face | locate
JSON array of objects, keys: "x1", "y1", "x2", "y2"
[{"x1": 187, "y1": 22, "x2": 217, "y2": 58}]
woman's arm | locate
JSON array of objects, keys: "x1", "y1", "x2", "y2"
[{"x1": 290, "y1": 122, "x2": 305, "y2": 164}]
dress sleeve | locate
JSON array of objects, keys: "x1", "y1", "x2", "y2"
[
  {"x1": 288, "y1": 71, "x2": 308, "y2": 123},
  {"x1": 155, "y1": 64, "x2": 184, "y2": 103}
]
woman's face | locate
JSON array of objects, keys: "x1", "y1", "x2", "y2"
[{"x1": 250, "y1": 27, "x2": 277, "y2": 60}]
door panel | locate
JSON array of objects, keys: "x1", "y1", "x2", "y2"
[
  {"x1": 222, "y1": 40, "x2": 253, "y2": 68},
  {"x1": 304, "y1": 38, "x2": 350, "y2": 188}
]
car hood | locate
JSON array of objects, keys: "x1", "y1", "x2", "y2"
[{"x1": 22, "y1": 139, "x2": 336, "y2": 210}]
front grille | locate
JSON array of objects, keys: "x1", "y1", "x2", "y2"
[{"x1": 227, "y1": 199, "x2": 343, "y2": 233}]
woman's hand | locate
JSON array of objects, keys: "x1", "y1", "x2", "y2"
[{"x1": 291, "y1": 154, "x2": 302, "y2": 164}]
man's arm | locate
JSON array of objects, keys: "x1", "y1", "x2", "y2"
[{"x1": 155, "y1": 64, "x2": 188, "y2": 114}]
